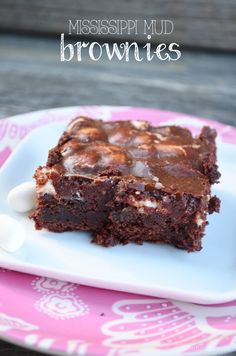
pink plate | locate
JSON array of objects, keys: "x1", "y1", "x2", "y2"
[{"x1": 0, "y1": 106, "x2": 236, "y2": 356}]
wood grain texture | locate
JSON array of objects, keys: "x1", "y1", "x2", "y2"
[
  {"x1": 0, "y1": 339, "x2": 45, "y2": 355},
  {"x1": 0, "y1": 0, "x2": 236, "y2": 50},
  {"x1": 0, "y1": 34, "x2": 235, "y2": 126}
]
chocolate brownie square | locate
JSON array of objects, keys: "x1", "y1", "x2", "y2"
[{"x1": 32, "y1": 117, "x2": 220, "y2": 251}]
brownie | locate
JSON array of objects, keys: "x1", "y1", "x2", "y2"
[{"x1": 32, "y1": 117, "x2": 221, "y2": 252}]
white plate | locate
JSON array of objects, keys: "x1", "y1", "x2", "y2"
[{"x1": 0, "y1": 121, "x2": 236, "y2": 305}]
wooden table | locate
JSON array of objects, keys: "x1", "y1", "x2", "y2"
[
  {"x1": 0, "y1": 34, "x2": 235, "y2": 355},
  {"x1": 0, "y1": 34, "x2": 236, "y2": 125}
]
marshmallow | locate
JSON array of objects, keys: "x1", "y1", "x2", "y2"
[
  {"x1": 7, "y1": 182, "x2": 36, "y2": 213},
  {"x1": 0, "y1": 214, "x2": 25, "y2": 252}
]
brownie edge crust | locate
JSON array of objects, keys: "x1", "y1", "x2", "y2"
[{"x1": 31, "y1": 117, "x2": 221, "y2": 252}]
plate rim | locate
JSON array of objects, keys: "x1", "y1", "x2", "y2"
[
  {"x1": 0, "y1": 118, "x2": 236, "y2": 305},
  {"x1": 1, "y1": 332, "x2": 236, "y2": 356},
  {"x1": 1, "y1": 105, "x2": 236, "y2": 356},
  {"x1": 1, "y1": 104, "x2": 236, "y2": 132}
]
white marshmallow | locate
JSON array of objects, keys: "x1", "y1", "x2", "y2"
[
  {"x1": 0, "y1": 214, "x2": 25, "y2": 252},
  {"x1": 38, "y1": 180, "x2": 56, "y2": 196},
  {"x1": 7, "y1": 182, "x2": 36, "y2": 213}
]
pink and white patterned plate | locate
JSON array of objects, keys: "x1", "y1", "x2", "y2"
[{"x1": 0, "y1": 106, "x2": 236, "y2": 356}]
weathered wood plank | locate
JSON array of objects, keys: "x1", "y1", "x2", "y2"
[
  {"x1": 0, "y1": 0, "x2": 236, "y2": 50},
  {"x1": 0, "y1": 339, "x2": 46, "y2": 355},
  {"x1": 0, "y1": 34, "x2": 235, "y2": 126}
]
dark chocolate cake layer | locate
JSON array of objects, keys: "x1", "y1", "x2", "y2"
[{"x1": 32, "y1": 117, "x2": 220, "y2": 251}]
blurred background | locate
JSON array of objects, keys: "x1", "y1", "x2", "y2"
[{"x1": 0, "y1": 0, "x2": 235, "y2": 125}]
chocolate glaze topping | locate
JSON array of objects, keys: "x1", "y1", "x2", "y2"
[{"x1": 47, "y1": 117, "x2": 220, "y2": 196}]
